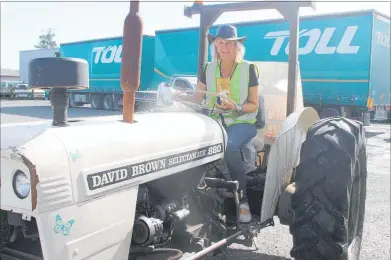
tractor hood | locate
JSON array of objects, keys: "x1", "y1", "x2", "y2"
[
  {"x1": 0, "y1": 116, "x2": 123, "y2": 152},
  {"x1": 1, "y1": 112, "x2": 227, "y2": 214},
  {"x1": 1, "y1": 121, "x2": 52, "y2": 151}
]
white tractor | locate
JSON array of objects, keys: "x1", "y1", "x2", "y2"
[{"x1": 0, "y1": 1, "x2": 367, "y2": 260}]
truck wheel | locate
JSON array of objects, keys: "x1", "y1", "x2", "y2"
[
  {"x1": 69, "y1": 95, "x2": 84, "y2": 108},
  {"x1": 103, "y1": 94, "x2": 114, "y2": 111},
  {"x1": 91, "y1": 94, "x2": 103, "y2": 110},
  {"x1": 290, "y1": 117, "x2": 367, "y2": 260},
  {"x1": 69, "y1": 94, "x2": 76, "y2": 108}
]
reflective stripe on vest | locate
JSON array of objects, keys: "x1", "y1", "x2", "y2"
[{"x1": 205, "y1": 60, "x2": 257, "y2": 127}]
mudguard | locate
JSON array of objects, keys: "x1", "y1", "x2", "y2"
[{"x1": 260, "y1": 107, "x2": 320, "y2": 223}]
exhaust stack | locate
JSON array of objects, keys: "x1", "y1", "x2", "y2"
[{"x1": 120, "y1": 0, "x2": 143, "y2": 123}]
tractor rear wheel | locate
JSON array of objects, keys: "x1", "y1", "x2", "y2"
[{"x1": 290, "y1": 117, "x2": 367, "y2": 260}]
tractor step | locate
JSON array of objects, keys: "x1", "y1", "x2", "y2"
[{"x1": 203, "y1": 178, "x2": 239, "y2": 190}]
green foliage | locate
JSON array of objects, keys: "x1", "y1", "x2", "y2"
[{"x1": 35, "y1": 28, "x2": 57, "y2": 49}]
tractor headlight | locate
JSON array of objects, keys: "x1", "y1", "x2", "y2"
[{"x1": 13, "y1": 170, "x2": 30, "y2": 199}]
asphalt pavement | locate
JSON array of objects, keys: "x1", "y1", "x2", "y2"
[{"x1": 1, "y1": 99, "x2": 390, "y2": 259}]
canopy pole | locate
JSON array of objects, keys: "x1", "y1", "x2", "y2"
[{"x1": 196, "y1": 8, "x2": 222, "y2": 81}]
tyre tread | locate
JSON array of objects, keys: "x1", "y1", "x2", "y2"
[{"x1": 290, "y1": 117, "x2": 367, "y2": 260}]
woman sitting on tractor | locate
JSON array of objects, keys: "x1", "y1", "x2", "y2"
[{"x1": 175, "y1": 24, "x2": 260, "y2": 223}]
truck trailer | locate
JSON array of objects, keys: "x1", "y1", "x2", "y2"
[
  {"x1": 57, "y1": 9, "x2": 390, "y2": 121},
  {"x1": 57, "y1": 35, "x2": 198, "y2": 111},
  {"x1": 153, "y1": 9, "x2": 390, "y2": 122},
  {"x1": 56, "y1": 35, "x2": 156, "y2": 110}
]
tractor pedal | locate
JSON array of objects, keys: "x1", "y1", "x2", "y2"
[{"x1": 203, "y1": 177, "x2": 239, "y2": 190}]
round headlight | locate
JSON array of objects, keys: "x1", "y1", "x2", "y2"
[{"x1": 13, "y1": 170, "x2": 30, "y2": 199}]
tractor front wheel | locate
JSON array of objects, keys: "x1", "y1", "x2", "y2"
[{"x1": 290, "y1": 117, "x2": 367, "y2": 260}]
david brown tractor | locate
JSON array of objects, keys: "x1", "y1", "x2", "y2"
[{"x1": 0, "y1": 1, "x2": 367, "y2": 260}]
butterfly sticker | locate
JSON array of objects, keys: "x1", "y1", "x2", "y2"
[
  {"x1": 54, "y1": 214, "x2": 75, "y2": 236},
  {"x1": 69, "y1": 149, "x2": 81, "y2": 162}
]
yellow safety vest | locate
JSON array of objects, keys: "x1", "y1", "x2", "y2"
[{"x1": 205, "y1": 60, "x2": 258, "y2": 127}]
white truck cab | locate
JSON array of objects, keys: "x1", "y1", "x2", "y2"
[
  {"x1": 11, "y1": 83, "x2": 46, "y2": 99},
  {"x1": 169, "y1": 75, "x2": 197, "y2": 92},
  {"x1": 156, "y1": 75, "x2": 197, "y2": 107}
]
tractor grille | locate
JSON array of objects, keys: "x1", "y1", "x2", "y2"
[{"x1": 38, "y1": 176, "x2": 73, "y2": 210}]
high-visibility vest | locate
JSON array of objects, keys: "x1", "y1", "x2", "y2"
[{"x1": 205, "y1": 60, "x2": 258, "y2": 127}]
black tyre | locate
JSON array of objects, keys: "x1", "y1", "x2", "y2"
[
  {"x1": 69, "y1": 94, "x2": 76, "y2": 108},
  {"x1": 91, "y1": 94, "x2": 103, "y2": 110},
  {"x1": 320, "y1": 108, "x2": 340, "y2": 119},
  {"x1": 290, "y1": 117, "x2": 367, "y2": 260},
  {"x1": 103, "y1": 94, "x2": 114, "y2": 110},
  {"x1": 68, "y1": 94, "x2": 84, "y2": 108}
]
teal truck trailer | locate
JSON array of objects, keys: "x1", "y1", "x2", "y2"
[
  {"x1": 154, "y1": 9, "x2": 390, "y2": 122},
  {"x1": 55, "y1": 35, "x2": 196, "y2": 111},
  {"x1": 55, "y1": 35, "x2": 156, "y2": 110},
  {"x1": 58, "y1": 9, "x2": 390, "y2": 121}
]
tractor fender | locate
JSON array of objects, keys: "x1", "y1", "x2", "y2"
[{"x1": 260, "y1": 106, "x2": 319, "y2": 223}]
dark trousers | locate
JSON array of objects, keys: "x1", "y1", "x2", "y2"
[{"x1": 224, "y1": 123, "x2": 257, "y2": 203}]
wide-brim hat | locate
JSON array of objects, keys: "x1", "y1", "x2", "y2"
[{"x1": 208, "y1": 24, "x2": 247, "y2": 44}]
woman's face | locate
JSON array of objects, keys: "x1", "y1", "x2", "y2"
[{"x1": 215, "y1": 38, "x2": 237, "y2": 61}]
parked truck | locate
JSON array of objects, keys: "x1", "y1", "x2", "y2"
[
  {"x1": 153, "y1": 9, "x2": 390, "y2": 122},
  {"x1": 55, "y1": 9, "x2": 390, "y2": 121},
  {"x1": 54, "y1": 35, "x2": 156, "y2": 110},
  {"x1": 55, "y1": 35, "x2": 198, "y2": 111}
]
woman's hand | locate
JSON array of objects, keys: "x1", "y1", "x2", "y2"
[
  {"x1": 215, "y1": 98, "x2": 236, "y2": 111},
  {"x1": 172, "y1": 90, "x2": 187, "y2": 101}
]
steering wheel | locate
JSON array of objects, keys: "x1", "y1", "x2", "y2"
[{"x1": 174, "y1": 89, "x2": 238, "y2": 115}]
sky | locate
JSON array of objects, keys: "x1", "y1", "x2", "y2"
[{"x1": 1, "y1": 0, "x2": 390, "y2": 70}]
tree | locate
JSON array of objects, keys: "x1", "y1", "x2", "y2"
[{"x1": 35, "y1": 28, "x2": 58, "y2": 49}]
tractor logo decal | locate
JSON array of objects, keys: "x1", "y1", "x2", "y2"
[
  {"x1": 54, "y1": 214, "x2": 75, "y2": 236},
  {"x1": 86, "y1": 143, "x2": 223, "y2": 190}
]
